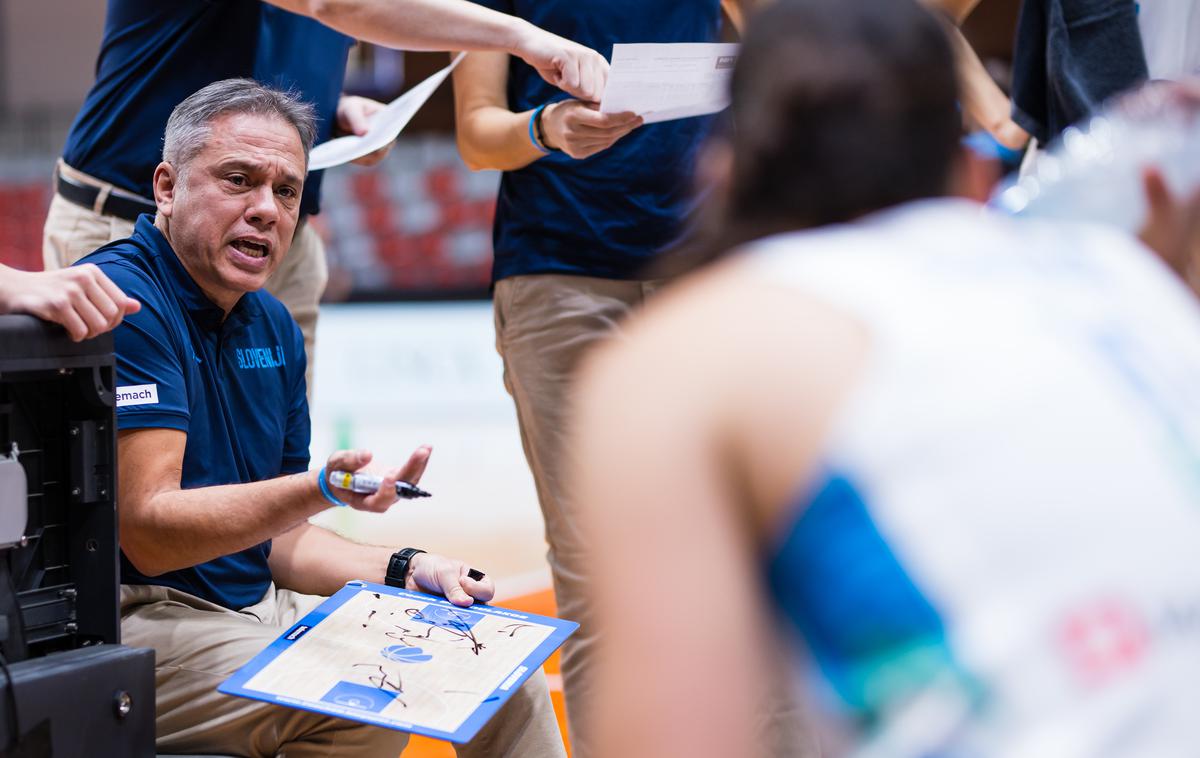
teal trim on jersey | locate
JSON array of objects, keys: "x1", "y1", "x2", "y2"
[{"x1": 767, "y1": 471, "x2": 974, "y2": 721}]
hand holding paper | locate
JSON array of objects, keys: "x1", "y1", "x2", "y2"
[
  {"x1": 540, "y1": 101, "x2": 642, "y2": 159},
  {"x1": 599, "y1": 43, "x2": 740, "y2": 125},
  {"x1": 334, "y1": 95, "x2": 392, "y2": 167},
  {"x1": 308, "y1": 53, "x2": 466, "y2": 171}
]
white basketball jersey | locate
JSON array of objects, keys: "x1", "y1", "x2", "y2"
[{"x1": 751, "y1": 201, "x2": 1200, "y2": 757}]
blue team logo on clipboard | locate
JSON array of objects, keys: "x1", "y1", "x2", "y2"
[
  {"x1": 321, "y1": 681, "x2": 398, "y2": 713},
  {"x1": 380, "y1": 645, "x2": 433, "y2": 663},
  {"x1": 409, "y1": 604, "x2": 484, "y2": 630}
]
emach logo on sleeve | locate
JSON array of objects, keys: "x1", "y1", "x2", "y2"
[
  {"x1": 115, "y1": 384, "x2": 159, "y2": 407},
  {"x1": 235, "y1": 345, "x2": 286, "y2": 370}
]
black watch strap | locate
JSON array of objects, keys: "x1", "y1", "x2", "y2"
[{"x1": 385, "y1": 547, "x2": 425, "y2": 588}]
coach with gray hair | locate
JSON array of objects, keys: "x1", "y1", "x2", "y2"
[
  {"x1": 75, "y1": 79, "x2": 566, "y2": 757},
  {"x1": 46, "y1": 0, "x2": 609, "y2": 404}
]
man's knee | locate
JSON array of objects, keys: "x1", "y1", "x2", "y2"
[
  {"x1": 263, "y1": 705, "x2": 410, "y2": 758},
  {"x1": 459, "y1": 670, "x2": 566, "y2": 758}
]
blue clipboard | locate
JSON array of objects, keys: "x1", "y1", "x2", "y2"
[{"x1": 218, "y1": 580, "x2": 578, "y2": 744}]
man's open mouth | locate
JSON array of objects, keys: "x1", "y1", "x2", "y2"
[{"x1": 230, "y1": 240, "x2": 269, "y2": 258}]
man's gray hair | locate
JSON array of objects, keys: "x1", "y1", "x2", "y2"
[{"x1": 162, "y1": 78, "x2": 318, "y2": 169}]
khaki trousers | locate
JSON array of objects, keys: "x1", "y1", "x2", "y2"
[
  {"x1": 493, "y1": 274, "x2": 817, "y2": 758},
  {"x1": 121, "y1": 583, "x2": 566, "y2": 757},
  {"x1": 42, "y1": 162, "x2": 327, "y2": 397},
  {"x1": 492, "y1": 274, "x2": 663, "y2": 757}
]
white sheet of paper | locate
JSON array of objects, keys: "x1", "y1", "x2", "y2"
[
  {"x1": 308, "y1": 53, "x2": 466, "y2": 171},
  {"x1": 599, "y1": 43, "x2": 739, "y2": 124}
]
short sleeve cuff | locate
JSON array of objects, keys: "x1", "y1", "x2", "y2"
[
  {"x1": 280, "y1": 456, "x2": 311, "y2": 475},
  {"x1": 116, "y1": 410, "x2": 190, "y2": 433}
]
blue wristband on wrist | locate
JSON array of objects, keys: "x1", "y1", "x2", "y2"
[
  {"x1": 317, "y1": 466, "x2": 347, "y2": 507},
  {"x1": 528, "y1": 103, "x2": 553, "y2": 155}
]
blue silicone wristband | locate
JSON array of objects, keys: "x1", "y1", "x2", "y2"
[
  {"x1": 528, "y1": 103, "x2": 553, "y2": 155},
  {"x1": 317, "y1": 466, "x2": 347, "y2": 507}
]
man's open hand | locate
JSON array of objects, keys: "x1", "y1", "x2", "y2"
[{"x1": 322, "y1": 446, "x2": 431, "y2": 512}]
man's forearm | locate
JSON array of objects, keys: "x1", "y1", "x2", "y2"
[
  {"x1": 121, "y1": 469, "x2": 328, "y2": 577},
  {"x1": 273, "y1": 0, "x2": 532, "y2": 55},
  {"x1": 269, "y1": 522, "x2": 393, "y2": 596}
]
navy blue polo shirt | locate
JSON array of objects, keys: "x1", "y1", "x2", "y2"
[
  {"x1": 62, "y1": 0, "x2": 351, "y2": 217},
  {"x1": 468, "y1": 0, "x2": 724, "y2": 282},
  {"x1": 77, "y1": 215, "x2": 310, "y2": 610}
]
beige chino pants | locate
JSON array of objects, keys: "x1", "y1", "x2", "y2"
[
  {"x1": 493, "y1": 273, "x2": 817, "y2": 758},
  {"x1": 492, "y1": 274, "x2": 663, "y2": 756},
  {"x1": 42, "y1": 161, "x2": 327, "y2": 398},
  {"x1": 121, "y1": 583, "x2": 566, "y2": 757}
]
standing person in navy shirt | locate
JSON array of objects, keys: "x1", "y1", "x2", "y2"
[
  {"x1": 450, "y1": 4, "x2": 814, "y2": 756},
  {"x1": 44, "y1": 0, "x2": 609, "y2": 398},
  {"x1": 80, "y1": 79, "x2": 566, "y2": 757}
]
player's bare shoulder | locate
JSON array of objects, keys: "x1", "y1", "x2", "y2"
[{"x1": 576, "y1": 253, "x2": 872, "y2": 523}]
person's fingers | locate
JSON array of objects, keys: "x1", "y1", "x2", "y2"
[
  {"x1": 565, "y1": 142, "x2": 615, "y2": 160},
  {"x1": 327, "y1": 448, "x2": 373, "y2": 474},
  {"x1": 441, "y1": 562, "x2": 474, "y2": 607},
  {"x1": 69, "y1": 286, "x2": 110, "y2": 340},
  {"x1": 571, "y1": 129, "x2": 637, "y2": 158},
  {"x1": 360, "y1": 467, "x2": 402, "y2": 512},
  {"x1": 571, "y1": 107, "x2": 640, "y2": 130},
  {"x1": 610, "y1": 120, "x2": 643, "y2": 141},
  {"x1": 572, "y1": 122, "x2": 640, "y2": 139},
  {"x1": 554, "y1": 115, "x2": 640, "y2": 158},
  {"x1": 349, "y1": 143, "x2": 393, "y2": 167},
  {"x1": 77, "y1": 269, "x2": 123, "y2": 331},
  {"x1": 53, "y1": 300, "x2": 89, "y2": 342},
  {"x1": 459, "y1": 564, "x2": 495, "y2": 603},
  {"x1": 558, "y1": 50, "x2": 582, "y2": 99},
  {"x1": 89, "y1": 265, "x2": 140, "y2": 321},
  {"x1": 573, "y1": 50, "x2": 604, "y2": 101},
  {"x1": 397, "y1": 445, "x2": 432, "y2": 484},
  {"x1": 339, "y1": 97, "x2": 373, "y2": 136},
  {"x1": 587, "y1": 53, "x2": 609, "y2": 103}
]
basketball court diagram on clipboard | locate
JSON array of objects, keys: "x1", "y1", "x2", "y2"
[{"x1": 219, "y1": 580, "x2": 578, "y2": 743}]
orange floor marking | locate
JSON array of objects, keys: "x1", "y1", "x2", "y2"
[{"x1": 401, "y1": 588, "x2": 571, "y2": 757}]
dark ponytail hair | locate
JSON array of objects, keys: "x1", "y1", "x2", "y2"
[{"x1": 662, "y1": 0, "x2": 962, "y2": 275}]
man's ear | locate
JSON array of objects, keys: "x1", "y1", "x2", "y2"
[
  {"x1": 948, "y1": 146, "x2": 1001, "y2": 203},
  {"x1": 152, "y1": 161, "x2": 178, "y2": 217}
]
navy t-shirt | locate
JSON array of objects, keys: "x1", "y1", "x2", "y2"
[
  {"x1": 77, "y1": 216, "x2": 310, "y2": 610},
  {"x1": 62, "y1": 0, "x2": 352, "y2": 216},
  {"x1": 468, "y1": 0, "x2": 724, "y2": 281}
]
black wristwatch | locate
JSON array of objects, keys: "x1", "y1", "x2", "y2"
[{"x1": 385, "y1": 547, "x2": 425, "y2": 589}]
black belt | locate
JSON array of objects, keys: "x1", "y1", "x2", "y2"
[{"x1": 55, "y1": 172, "x2": 157, "y2": 223}]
